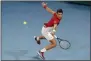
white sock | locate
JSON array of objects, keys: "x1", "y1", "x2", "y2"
[
  {"x1": 37, "y1": 37, "x2": 39, "y2": 40},
  {"x1": 40, "y1": 48, "x2": 46, "y2": 52}
]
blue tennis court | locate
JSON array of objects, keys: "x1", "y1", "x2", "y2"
[{"x1": 2, "y1": 1, "x2": 90, "y2": 60}]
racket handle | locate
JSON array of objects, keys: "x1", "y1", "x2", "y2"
[{"x1": 54, "y1": 35, "x2": 57, "y2": 38}]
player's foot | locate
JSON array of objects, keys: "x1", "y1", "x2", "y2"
[
  {"x1": 37, "y1": 51, "x2": 45, "y2": 60},
  {"x1": 34, "y1": 36, "x2": 41, "y2": 45}
]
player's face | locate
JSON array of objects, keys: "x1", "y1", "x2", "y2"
[{"x1": 57, "y1": 12, "x2": 63, "y2": 19}]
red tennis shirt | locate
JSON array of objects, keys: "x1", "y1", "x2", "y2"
[{"x1": 44, "y1": 13, "x2": 62, "y2": 27}]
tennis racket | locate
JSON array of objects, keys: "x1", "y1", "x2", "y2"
[{"x1": 54, "y1": 35, "x2": 71, "y2": 50}]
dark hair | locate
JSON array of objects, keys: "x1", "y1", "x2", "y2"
[{"x1": 56, "y1": 9, "x2": 63, "y2": 14}]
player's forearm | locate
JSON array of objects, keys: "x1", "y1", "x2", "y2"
[
  {"x1": 53, "y1": 26, "x2": 57, "y2": 30},
  {"x1": 45, "y1": 7, "x2": 54, "y2": 14},
  {"x1": 43, "y1": 3, "x2": 55, "y2": 14},
  {"x1": 53, "y1": 24, "x2": 57, "y2": 32}
]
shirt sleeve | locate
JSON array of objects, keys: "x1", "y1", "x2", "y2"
[{"x1": 53, "y1": 12, "x2": 56, "y2": 16}]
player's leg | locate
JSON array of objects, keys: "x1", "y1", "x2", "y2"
[
  {"x1": 34, "y1": 35, "x2": 46, "y2": 45},
  {"x1": 40, "y1": 32, "x2": 56, "y2": 51},
  {"x1": 35, "y1": 32, "x2": 54, "y2": 42},
  {"x1": 35, "y1": 35, "x2": 45, "y2": 40},
  {"x1": 35, "y1": 33, "x2": 54, "y2": 45},
  {"x1": 44, "y1": 28, "x2": 57, "y2": 50},
  {"x1": 35, "y1": 26, "x2": 48, "y2": 45},
  {"x1": 35, "y1": 25, "x2": 55, "y2": 45},
  {"x1": 44, "y1": 38, "x2": 56, "y2": 50},
  {"x1": 37, "y1": 31, "x2": 56, "y2": 59}
]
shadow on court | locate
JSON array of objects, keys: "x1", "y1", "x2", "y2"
[
  {"x1": 5, "y1": 50, "x2": 28, "y2": 60},
  {"x1": 5, "y1": 50, "x2": 42, "y2": 60},
  {"x1": 31, "y1": 55, "x2": 41, "y2": 60}
]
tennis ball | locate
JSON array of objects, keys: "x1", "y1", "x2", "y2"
[{"x1": 23, "y1": 21, "x2": 27, "y2": 25}]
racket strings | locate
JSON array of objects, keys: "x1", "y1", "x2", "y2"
[{"x1": 57, "y1": 38, "x2": 71, "y2": 50}]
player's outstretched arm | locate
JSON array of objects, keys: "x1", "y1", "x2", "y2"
[{"x1": 42, "y1": 2, "x2": 55, "y2": 15}]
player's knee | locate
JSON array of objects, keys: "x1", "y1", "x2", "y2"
[
  {"x1": 50, "y1": 40, "x2": 57, "y2": 47},
  {"x1": 51, "y1": 43, "x2": 56, "y2": 48}
]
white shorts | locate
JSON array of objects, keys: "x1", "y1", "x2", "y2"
[{"x1": 41, "y1": 26, "x2": 54, "y2": 41}]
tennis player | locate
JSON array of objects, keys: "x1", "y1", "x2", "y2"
[{"x1": 34, "y1": 2, "x2": 63, "y2": 59}]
